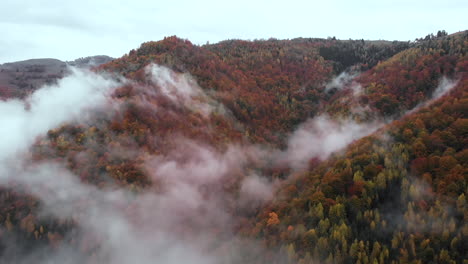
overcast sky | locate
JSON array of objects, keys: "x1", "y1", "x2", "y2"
[{"x1": 0, "y1": 0, "x2": 466, "y2": 63}]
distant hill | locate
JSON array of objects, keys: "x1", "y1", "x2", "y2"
[
  {"x1": 0, "y1": 56, "x2": 113, "y2": 99},
  {"x1": 67, "y1": 55, "x2": 114, "y2": 68}
]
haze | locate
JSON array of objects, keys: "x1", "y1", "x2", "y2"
[{"x1": 0, "y1": 0, "x2": 466, "y2": 63}]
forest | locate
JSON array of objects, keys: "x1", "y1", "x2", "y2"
[{"x1": 0, "y1": 31, "x2": 466, "y2": 264}]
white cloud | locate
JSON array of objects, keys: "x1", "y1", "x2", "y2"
[
  {"x1": 406, "y1": 76, "x2": 459, "y2": 115},
  {"x1": 239, "y1": 174, "x2": 274, "y2": 204},
  {"x1": 147, "y1": 64, "x2": 215, "y2": 117},
  {"x1": 0, "y1": 63, "x2": 463, "y2": 263},
  {"x1": 0, "y1": 65, "x2": 267, "y2": 263},
  {"x1": 432, "y1": 76, "x2": 458, "y2": 100},
  {"x1": 279, "y1": 115, "x2": 382, "y2": 169},
  {"x1": 0, "y1": 67, "x2": 120, "y2": 162}
]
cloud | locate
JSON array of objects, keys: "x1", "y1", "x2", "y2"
[
  {"x1": 279, "y1": 115, "x2": 382, "y2": 169},
  {"x1": 0, "y1": 162, "x2": 225, "y2": 264},
  {"x1": 1, "y1": 64, "x2": 455, "y2": 263},
  {"x1": 431, "y1": 76, "x2": 458, "y2": 100},
  {"x1": 147, "y1": 64, "x2": 222, "y2": 117},
  {"x1": 285, "y1": 76, "x2": 460, "y2": 171},
  {"x1": 0, "y1": 140, "x2": 274, "y2": 263},
  {"x1": 239, "y1": 174, "x2": 275, "y2": 206},
  {"x1": 324, "y1": 71, "x2": 363, "y2": 100},
  {"x1": 146, "y1": 139, "x2": 245, "y2": 184},
  {"x1": 0, "y1": 67, "x2": 120, "y2": 162},
  {"x1": 0, "y1": 65, "x2": 273, "y2": 264},
  {"x1": 324, "y1": 71, "x2": 358, "y2": 93},
  {"x1": 405, "y1": 76, "x2": 459, "y2": 115}
]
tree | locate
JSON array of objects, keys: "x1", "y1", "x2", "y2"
[
  {"x1": 436, "y1": 30, "x2": 448, "y2": 38},
  {"x1": 267, "y1": 212, "x2": 280, "y2": 227}
]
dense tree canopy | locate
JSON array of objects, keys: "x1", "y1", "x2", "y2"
[{"x1": 0, "y1": 31, "x2": 467, "y2": 263}]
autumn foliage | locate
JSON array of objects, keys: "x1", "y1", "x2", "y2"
[{"x1": 0, "y1": 32, "x2": 467, "y2": 263}]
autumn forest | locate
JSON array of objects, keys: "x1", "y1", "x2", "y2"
[{"x1": 0, "y1": 31, "x2": 466, "y2": 264}]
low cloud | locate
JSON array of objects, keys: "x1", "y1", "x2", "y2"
[
  {"x1": 0, "y1": 162, "x2": 225, "y2": 264},
  {"x1": 0, "y1": 141, "x2": 274, "y2": 263},
  {"x1": 239, "y1": 174, "x2": 275, "y2": 206},
  {"x1": 279, "y1": 115, "x2": 382, "y2": 169},
  {"x1": 147, "y1": 64, "x2": 217, "y2": 117},
  {"x1": 324, "y1": 71, "x2": 361, "y2": 95},
  {"x1": 0, "y1": 67, "x2": 120, "y2": 162},
  {"x1": 406, "y1": 76, "x2": 459, "y2": 115},
  {"x1": 0, "y1": 65, "x2": 273, "y2": 263},
  {"x1": 431, "y1": 76, "x2": 458, "y2": 100},
  {"x1": 146, "y1": 139, "x2": 246, "y2": 185},
  {"x1": 1, "y1": 64, "x2": 455, "y2": 263}
]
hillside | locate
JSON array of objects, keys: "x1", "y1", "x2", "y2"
[{"x1": 0, "y1": 32, "x2": 466, "y2": 264}]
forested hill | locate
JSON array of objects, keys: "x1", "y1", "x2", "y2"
[
  {"x1": 0, "y1": 56, "x2": 113, "y2": 99},
  {"x1": 0, "y1": 31, "x2": 466, "y2": 264},
  {"x1": 100, "y1": 36, "x2": 411, "y2": 144}
]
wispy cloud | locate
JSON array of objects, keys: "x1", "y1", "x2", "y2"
[
  {"x1": 0, "y1": 64, "x2": 458, "y2": 263},
  {"x1": 0, "y1": 67, "x2": 120, "y2": 162},
  {"x1": 431, "y1": 76, "x2": 458, "y2": 100},
  {"x1": 278, "y1": 114, "x2": 382, "y2": 169}
]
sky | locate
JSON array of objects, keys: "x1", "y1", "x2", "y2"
[{"x1": 0, "y1": 0, "x2": 466, "y2": 63}]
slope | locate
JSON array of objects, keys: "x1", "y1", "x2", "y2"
[{"x1": 0, "y1": 32, "x2": 465, "y2": 263}]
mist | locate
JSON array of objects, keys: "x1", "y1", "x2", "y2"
[
  {"x1": 146, "y1": 64, "x2": 218, "y2": 117},
  {"x1": 431, "y1": 76, "x2": 458, "y2": 100},
  {"x1": 405, "y1": 76, "x2": 459, "y2": 115},
  {"x1": 0, "y1": 67, "x2": 120, "y2": 162},
  {"x1": 0, "y1": 63, "x2": 458, "y2": 263},
  {"x1": 279, "y1": 115, "x2": 382, "y2": 169},
  {"x1": 0, "y1": 65, "x2": 275, "y2": 264},
  {"x1": 324, "y1": 71, "x2": 362, "y2": 96}
]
